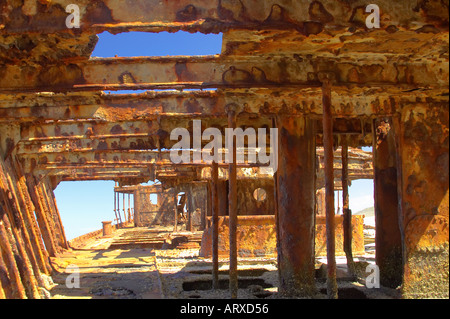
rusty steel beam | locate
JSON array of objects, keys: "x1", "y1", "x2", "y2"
[
  {"x1": 2, "y1": 160, "x2": 47, "y2": 288},
  {"x1": 226, "y1": 104, "x2": 238, "y2": 299},
  {"x1": 341, "y1": 136, "x2": 355, "y2": 277},
  {"x1": 372, "y1": 118, "x2": 403, "y2": 288},
  {"x1": 276, "y1": 115, "x2": 316, "y2": 297},
  {"x1": 0, "y1": 252, "x2": 12, "y2": 299},
  {"x1": 0, "y1": 159, "x2": 42, "y2": 298},
  {"x1": 113, "y1": 187, "x2": 119, "y2": 226},
  {"x1": 16, "y1": 137, "x2": 276, "y2": 156},
  {"x1": 0, "y1": 207, "x2": 27, "y2": 299},
  {"x1": 23, "y1": 146, "x2": 374, "y2": 185},
  {"x1": 211, "y1": 161, "x2": 220, "y2": 290},
  {"x1": 1, "y1": 0, "x2": 447, "y2": 35},
  {"x1": 0, "y1": 54, "x2": 447, "y2": 93},
  {"x1": 1, "y1": 89, "x2": 448, "y2": 123},
  {"x1": 0, "y1": 207, "x2": 40, "y2": 299},
  {"x1": 19, "y1": 151, "x2": 273, "y2": 176},
  {"x1": 320, "y1": 73, "x2": 338, "y2": 299},
  {"x1": 12, "y1": 159, "x2": 51, "y2": 275},
  {"x1": 173, "y1": 191, "x2": 178, "y2": 233},
  {"x1": 43, "y1": 180, "x2": 68, "y2": 250},
  {"x1": 25, "y1": 177, "x2": 59, "y2": 258}
]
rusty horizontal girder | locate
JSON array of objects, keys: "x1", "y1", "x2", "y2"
[
  {"x1": 0, "y1": 53, "x2": 447, "y2": 93},
  {"x1": 23, "y1": 146, "x2": 374, "y2": 188},
  {"x1": 1, "y1": 88, "x2": 448, "y2": 123},
  {"x1": 1, "y1": 0, "x2": 447, "y2": 35},
  {"x1": 12, "y1": 116, "x2": 379, "y2": 165}
]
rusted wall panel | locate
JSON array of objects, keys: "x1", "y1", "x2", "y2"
[
  {"x1": 133, "y1": 185, "x2": 176, "y2": 227},
  {"x1": 394, "y1": 102, "x2": 449, "y2": 299},
  {"x1": 236, "y1": 179, "x2": 274, "y2": 216},
  {"x1": 200, "y1": 215, "x2": 365, "y2": 258}
]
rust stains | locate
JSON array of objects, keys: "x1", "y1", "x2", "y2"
[
  {"x1": 309, "y1": 1, "x2": 334, "y2": 24},
  {"x1": 176, "y1": 5, "x2": 199, "y2": 22},
  {"x1": 37, "y1": 64, "x2": 85, "y2": 87},
  {"x1": 84, "y1": 0, "x2": 116, "y2": 24}
]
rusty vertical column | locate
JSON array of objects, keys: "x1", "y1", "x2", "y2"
[
  {"x1": 211, "y1": 161, "x2": 220, "y2": 289},
  {"x1": 122, "y1": 193, "x2": 126, "y2": 224},
  {"x1": 321, "y1": 73, "x2": 338, "y2": 299},
  {"x1": 133, "y1": 189, "x2": 140, "y2": 227},
  {"x1": 130, "y1": 193, "x2": 134, "y2": 223},
  {"x1": 117, "y1": 192, "x2": 123, "y2": 226},
  {"x1": 373, "y1": 119, "x2": 403, "y2": 288},
  {"x1": 277, "y1": 115, "x2": 316, "y2": 297},
  {"x1": 128, "y1": 194, "x2": 131, "y2": 223},
  {"x1": 226, "y1": 104, "x2": 238, "y2": 299},
  {"x1": 173, "y1": 191, "x2": 178, "y2": 233},
  {"x1": 272, "y1": 117, "x2": 281, "y2": 274},
  {"x1": 113, "y1": 189, "x2": 119, "y2": 226},
  {"x1": 341, "y1": 136, "x2": 355, "y2": 277}
]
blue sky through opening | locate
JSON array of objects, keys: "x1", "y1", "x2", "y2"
[{"x1": 92, "y1": 31, "x2": 223, "y2": 57}]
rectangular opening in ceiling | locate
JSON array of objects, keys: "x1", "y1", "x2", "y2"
[{"x1": 92, "y1": 31, "x2": 223, "y2": 58}]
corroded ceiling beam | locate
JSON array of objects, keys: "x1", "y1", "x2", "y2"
[
  {"x1": 1, "y1": 88, "x2": 448, "y2": 123},
  {"x1": 15, "y1": 116, "x2": 372, "y2": 157},
  {"x1": 0, "y1": 53, "x2": 447, "y2": 93},
  {"x1": 19, "y1": 149, "x2": 275, "y2": 175},
  {"x1": 17, "y1": 117, "x2": 273, "y2": 147},
  {"x1": 1, "y1": 0, "x2": 447, "y2": 34},
  {"x1": 27, "y1": 147, "x2": 373, "y2": 185}
]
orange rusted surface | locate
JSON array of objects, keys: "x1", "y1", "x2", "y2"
[
  {"x1": 200, "y1": 215, "x2": 365, "y2": 258},
  {"x1": 315, "y1": 215, "x2": 365, "y2": 257},
  {"x1": 0, "y1": 0, "x2": 448, "y2": 299},
  {"x1": 200, "y1": 215, "x2": 277, "y2": 258}
]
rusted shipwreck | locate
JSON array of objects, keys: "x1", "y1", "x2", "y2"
[{"x1": 0, "y1": 0, "x2": 448, "y2": 299}]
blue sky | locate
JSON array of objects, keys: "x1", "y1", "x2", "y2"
[
  {"x1": 54, "y1": 31, "x2": 374, "y2": 240},
  {"x1": 91, "y1": 31, "x2": 223, "y2": 57}
]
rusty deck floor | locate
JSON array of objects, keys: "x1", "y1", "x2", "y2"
[{"x1": 47, "y1": 227, "x2": 398, "y2": 299}]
